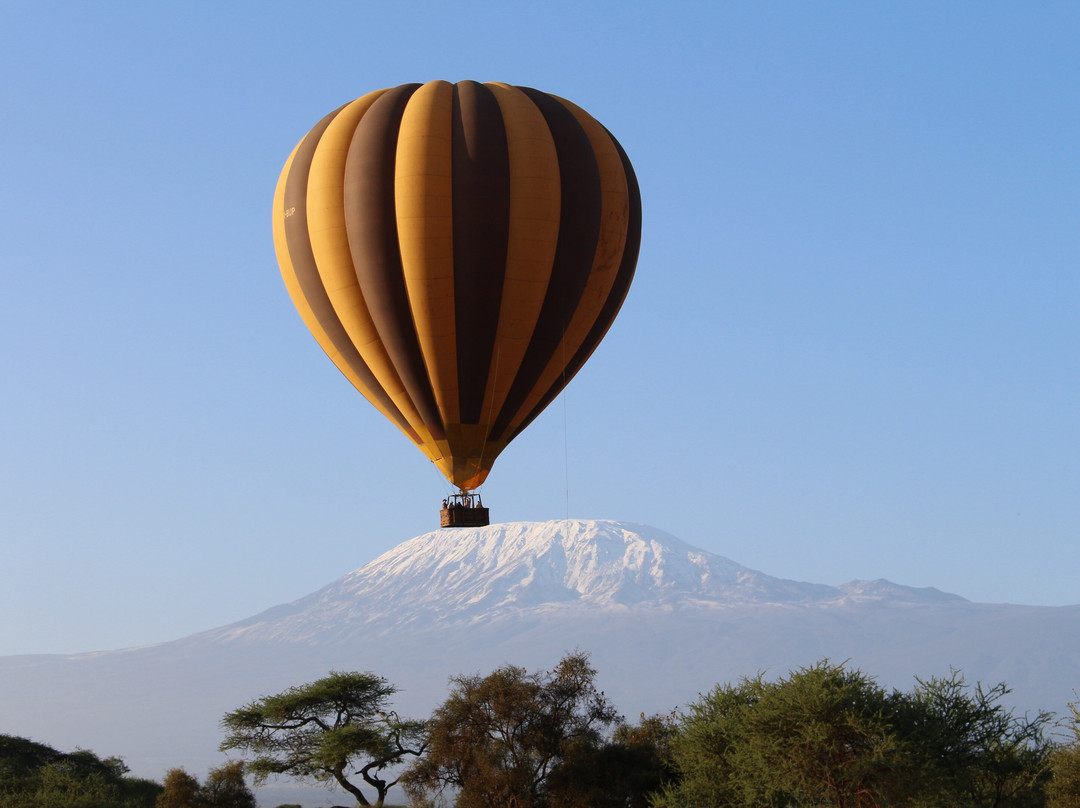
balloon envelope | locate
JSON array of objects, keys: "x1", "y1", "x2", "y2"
[{"x1": 274, "y1": 81, "x2": 641, "y2": 490}]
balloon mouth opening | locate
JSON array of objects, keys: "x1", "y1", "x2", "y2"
[{"x1": 444, "y1": 463, "x2": 491, "y2": 492}]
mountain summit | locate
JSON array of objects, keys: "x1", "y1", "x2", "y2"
[
  {"x1": 211, "y1": 520, "x2": 962, "y2": 644},
  {"x1": 1, "y1": 519, "x2": 1075, "y2": 795}
]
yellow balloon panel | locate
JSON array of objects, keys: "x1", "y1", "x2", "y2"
[{"x1": 274, "y1": 82, "x2": 640, "y2": 490}]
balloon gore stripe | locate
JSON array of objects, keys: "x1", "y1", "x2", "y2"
[{"x1": 274, "y1": 81, "x2": 640, "y2": 490}]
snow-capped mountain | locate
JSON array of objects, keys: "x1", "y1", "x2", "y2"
[
  {"x1": 1, "y1": 520, "x2": 1076, "y2": 803},
  {"x1": 208, "y1": 520, "x2": 958, "y2": 645}
]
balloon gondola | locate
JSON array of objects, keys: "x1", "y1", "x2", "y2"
[
  {"x1": 439, "y1": 492, "x2": 489, "y2": 528},
  {"x1": 273, "y1": 81, "x2": 641, "y2": 526}
]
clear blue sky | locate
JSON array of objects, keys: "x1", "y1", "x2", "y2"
[{"x1": 1, "y1": 2, "x2": 1077, "y2": 656}]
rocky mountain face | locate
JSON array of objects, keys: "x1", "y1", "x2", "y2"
[{"x1": 1, "y1": 520, "x2": 1076, "y2": 804}]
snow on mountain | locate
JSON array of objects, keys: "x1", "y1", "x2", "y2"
[
  {"x1": 835, "y1": 578, "x2": 966, "y2": 603},
  {"x1": 206, "y1": 520, "x2": 946, "y2": 644},
  {"x1": 0, "y1": 519, "x2": 1076, "y2": 802}
]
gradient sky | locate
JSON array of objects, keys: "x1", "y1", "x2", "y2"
[{"x1": 1, "y1": 2, "x2": 1077, "y2": 657}]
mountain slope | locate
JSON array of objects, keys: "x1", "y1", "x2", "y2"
[
  {"x1": 208, "y1": 519, "x2": 959, "y2": 644},
  {"x1": 0, "y1": 519, "x2": 1075, "y2": 800}
]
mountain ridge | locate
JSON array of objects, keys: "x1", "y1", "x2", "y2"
[
  {"x1": 201, "y1": 519, "x2": 963, "y2": 645},
  {"x1": 1, "y1": 518, "x2": 1075, "y2": 800}
]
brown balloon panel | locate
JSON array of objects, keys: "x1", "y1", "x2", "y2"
[{"x1": 274, "y1": 80, "x2": 641, "y2": 492}]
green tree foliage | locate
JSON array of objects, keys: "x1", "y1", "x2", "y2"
[
  {"x1": 0, "y1": 734, "x2": 162, "y2": 808},
  {"x1": 156, "y1": 768, "x2": 201, "y2": 808},
  {"x1": 0, "y1": 734, "x2": 64, "y2": 777},
  {"x1": 543, "y1": 712, "x2": 679, "y2": 808},
  {"x1": 155, "y1": 762, "x2": 256, "y2": 808},
  {"x1": 903, "y1": 673, "x2": 1054, "y2": 807},
  {"x1": 1048, "y1": 702, "x2": 1080, "y2": 808},
  {"x1": 198, "y1": 761, "x2": 257, "y2": 808},
  {"x1": 402, "y1": 652, "x2": 624, "y2": 808},
  {"x1": 651, "y1": 662, "x2": 910, "y2": 808},
  {"x1": 652, "y1": 661, "x2": 1054, "y2": 808},
  {"x1": 220, "y1": 670, "x2": 425, "y2": 808}
]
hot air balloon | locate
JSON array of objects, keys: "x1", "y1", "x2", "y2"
[{"x1": 274, "y1": 81, "x2": 641, "y2": 526}]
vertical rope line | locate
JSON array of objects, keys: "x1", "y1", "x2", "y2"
[
  {"x1": 563, "y1": 352, "x2": 569, "y2": 523},
  {"x1": 562, "y1": 274, "x2": 570, "y2": 527}
]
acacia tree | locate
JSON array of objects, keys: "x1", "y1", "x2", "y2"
[
  {"x1": 402, "y1": 652, "x2": 621, "y2": 808},
  {"x1": 1048, "y1": 701, "x2": 1080, "y2": 808},
  {"x1": 652, "y1": 660, "x2": 1054, "y2": 808},
  {"x1": 155, "y1": 763, "x2": 255, "y2": 808},
  {"x1": 904, "y1": 673, "x2": 1054, "y2": 808},
  {"x1": 0, "y1": 734, "x2": 161, "y2": 808},
  {"x1": 197, "y1": 761, "x2": 257, "y2": 808},
  {"x1": 651, "y1": 661, "x2": 912, "y2": 808},
  {"x1": 543, "y1": 712, "x2": 679, "y2": 808},
  {"x1": 219, "y1": 671, "x2": 425, "y2": 808},
  {"x1": 155, "y1": 768, "x2": 200, "y2": 808}
]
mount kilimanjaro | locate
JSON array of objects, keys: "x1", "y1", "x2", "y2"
[{"x1": 2, "y1": 519, "x2": 1078, "y2": 791}]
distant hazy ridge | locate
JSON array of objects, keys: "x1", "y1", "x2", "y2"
[{"x1": 2, "y1": 520, "x2": 1077, "y2": 792}]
